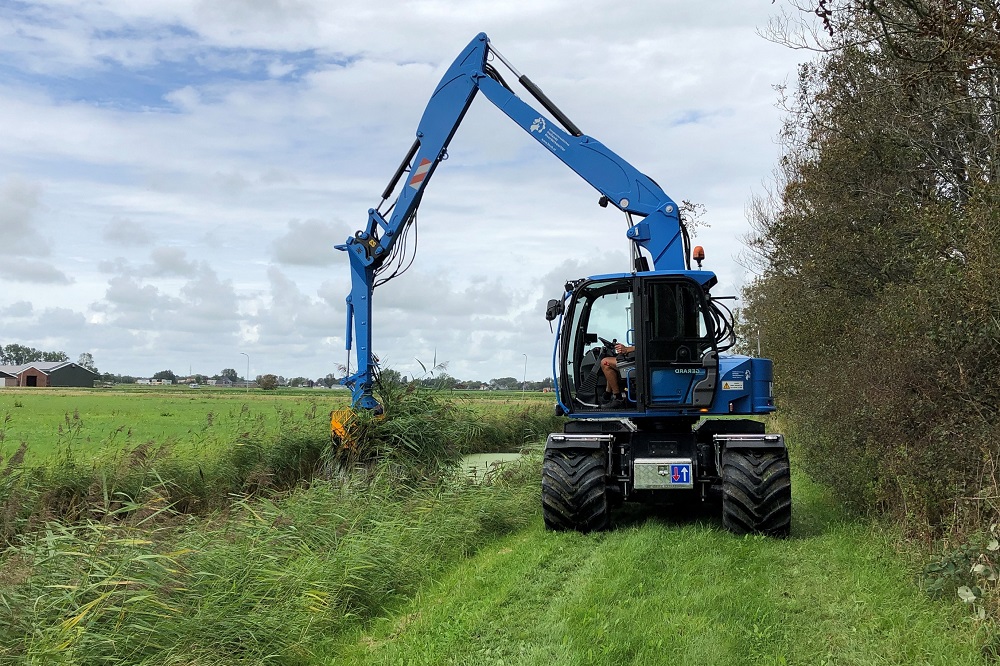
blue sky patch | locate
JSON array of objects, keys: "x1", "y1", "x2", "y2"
[
  {"x1": 1, "y1": 46, "x2": 353, "y2": 111},
  {"x1": 0, "y1": 2, "x2": 358, "y2": 112}
]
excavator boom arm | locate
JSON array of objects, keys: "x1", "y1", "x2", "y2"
[{"x1": 337, "y1": 32, "x2": 686, "y2": 408}]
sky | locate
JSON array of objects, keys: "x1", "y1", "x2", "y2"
[{"x1": 0, "y1": 0, "x2": 808, "y2": 383}]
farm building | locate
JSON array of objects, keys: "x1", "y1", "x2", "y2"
[{"x1": 0, "y1": 362, "x2": 98, "y2": 388}]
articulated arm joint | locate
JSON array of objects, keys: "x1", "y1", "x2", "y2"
[{"x1": 341, "y1": 369, "x2": 380, "y2": 410}]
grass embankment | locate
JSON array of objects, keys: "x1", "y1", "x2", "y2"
[
  {"x1": 0, "y1": 460, "x2": 542, "y2": 664},
  {"x1": 334, "y1": 472, "x2": 993, "y2": 666},
  {"x1": 0, "y1": 386, "x2": 562, "y2": 664}
]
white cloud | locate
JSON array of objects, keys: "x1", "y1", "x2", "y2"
[
  {"x1": 0, "y1": 178, "x2": 46, "y2": 256},
  {"x1": 271, "y1": 218, "x2": 351, "y2": 266},
  {"x1": 0, "y1": 262, "x2": 73, "y2": 285},
  {"x1": 1, "y1": 301, "x2": 34, "y2": 317},
  {"x1": 103, "y1": 216, "x2": 156, "y2": 247},
  {"x1": 149, "y1": 247, "x2": 198, "y2": 276},
  {"x1": 0, "y1": 0, "x2": 807, "y2": 380}
]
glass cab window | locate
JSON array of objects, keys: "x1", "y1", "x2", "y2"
[
  {"x1": 644, "y1": 280, "x2": 711, "y2": 364},
  {"x1": 562, "y1": 279, "x2": 634, "y2": 410}
]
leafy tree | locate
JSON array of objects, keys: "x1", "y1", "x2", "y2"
[
  {"x1": 489, "y1": 377, "x2": 519, "y2": 391},
  {"x1": 376, "y1": 368, "x2": 405, "y2": 387},
  {"x1": 258, "y1": 374, "x2": 279, "y2": 390},
  {"x1": 100, "y1": 372, "x2": 136, "y2": 384},
  {"x1": 152, "y1": 370, "x2": 177, "y2": 381},
  {"x1": 220, "y1": 368, "x2": 239, "y2": 382},
  {"x1": 78, "y1": 353, "x2": 97, "y2": 372},
  {"x1": 745, "y1": 0, "x2": 1000, "y2": 527},
  {"x1": 1, "y1": 344, "x2": 36, "y2": 365},
  {"x1": 0, "y1": 344, "x2": 70, "y2": 365}
]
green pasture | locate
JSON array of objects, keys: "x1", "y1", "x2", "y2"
[
  {"x1": 0, "y1": 386, "x2": 554, "y2": 463},
  {"x1": 0, "y1": 386, "x2": 345, "y2": 463}
]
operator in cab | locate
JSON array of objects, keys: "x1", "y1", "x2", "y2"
[{"x1": 600, "y1": 342, "x2": 635, "y2": 408}]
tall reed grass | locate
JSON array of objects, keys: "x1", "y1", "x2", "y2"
[
  {"x1": 0, "y1": 404, "x2": 329, "y2": 545},
  {"x1": 327, "y1": 381, "x2": 562, "y2": 474},
  {"x1": 0, "y1": 387, "x2": 560, "y2": 544},
  {"x1": 0, "y1": 387, "x2": 555, "y2": 664},
  {"x1": 0, "y1": 458, "x2": 541, "y2": 664}
]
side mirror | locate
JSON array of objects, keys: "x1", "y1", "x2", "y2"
[{"x1": 545, "y1": 299, "x2": 564, "y2": 321}]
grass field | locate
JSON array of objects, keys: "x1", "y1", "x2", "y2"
[
  {"x1": 0, "y1": 386, "x2": 994, "y2": 664},
  {"x1": 0, "y1": 387, "x2": 342, "y2": 462},
  {"x1": 0, "y1": 386, "x2": 553, "y2": 463}
]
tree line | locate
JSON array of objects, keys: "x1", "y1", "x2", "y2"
[
  {"x1": 0, "y1": 344, "x2": 69, "y2": 366},
  {"x1": 0, "y1": 344, "x2": 550, "y2": 392},
  {"x1": 743, "y1": 0, "x2": 1000, "y2": 532},
  {"x1": 0, "y1": 344, "x2": 98, "y2": 372}
]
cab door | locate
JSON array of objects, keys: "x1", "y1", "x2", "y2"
[
  {"x1": 556, "y1": 277, "x2": 636, "y2": 412},
  {"x1": 635, "y1": 276, "x2": 719, "y2": 410}
]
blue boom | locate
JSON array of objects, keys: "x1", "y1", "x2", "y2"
[{"x1": 338, "y1": 33, "x2": 690, "y2": 408}]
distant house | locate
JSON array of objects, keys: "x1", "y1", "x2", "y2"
[
  {"x1": 136, "y1": 378, "x2": 174, "y2": 385},
  {"x1": 208, "y1": 378, "x2": 233, "y2": 387},
  {"x1": 0, "y1": 362, "x2": 99, "y2": 388}
]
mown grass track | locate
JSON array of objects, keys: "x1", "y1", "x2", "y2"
[{"x1": 329, "y1": 472, "x2": 990, "y2": 666}]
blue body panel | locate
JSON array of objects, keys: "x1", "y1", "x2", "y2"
[
  {"x1": 713, "y1": 355, "x2": 775, "y2": 414},
  {"x1": 550, "y1": 271, "x2": 775, "y2": 419},
  {"x1": 555, "y1": 354, "x2": 775, "y2": 419}
]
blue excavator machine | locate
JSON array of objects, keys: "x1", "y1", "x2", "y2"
[{"x1": 336, "y1": 33, "x2": 791, "y2": 536}]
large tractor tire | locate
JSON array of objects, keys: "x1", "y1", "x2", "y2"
[
  {"x1": 542, "y1": 449, "x2": 609, "y2": 533},
  {"x1": 721, "y1": 448, "x2": 791, "y2": 537}
]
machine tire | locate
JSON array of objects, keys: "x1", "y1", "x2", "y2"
[
  {"x1": 542, "y1": 449, "x2": 609, "y2": 533},
  {"x1": 721, "y1": 448, "x2": 791, "y2": 537}
]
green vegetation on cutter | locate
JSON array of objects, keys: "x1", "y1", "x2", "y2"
[{"x1": 335, "y1": 472, "x2": 990, "y2": 666}]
